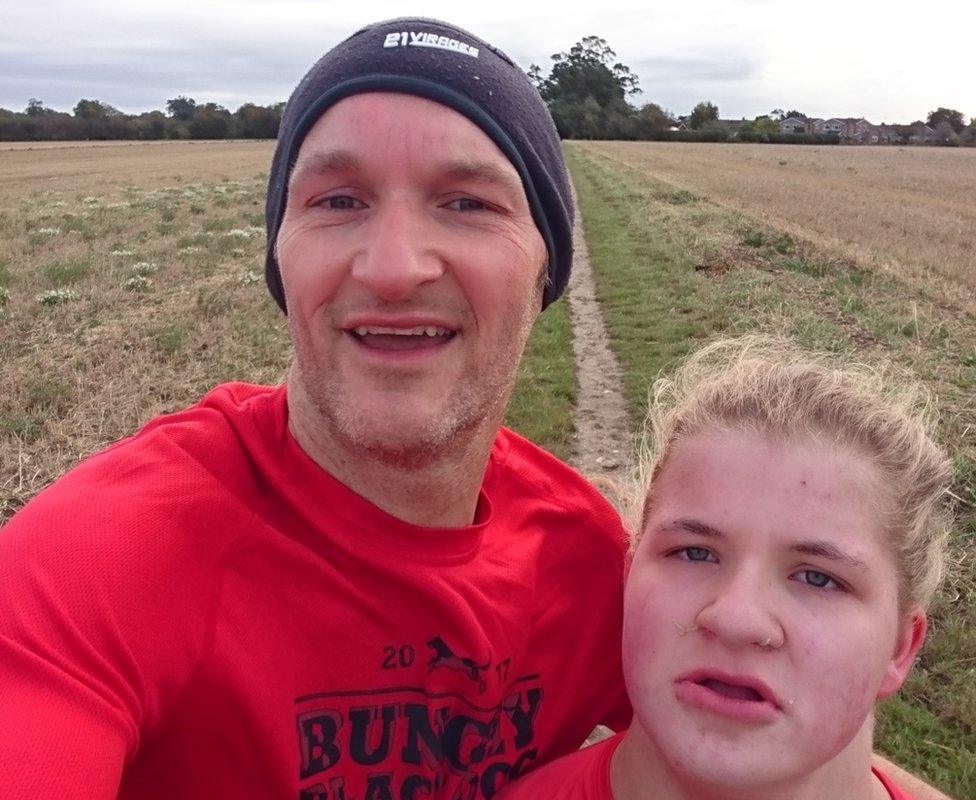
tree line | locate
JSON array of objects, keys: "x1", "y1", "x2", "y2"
[
  {"x1": 530, "y1": 37, "x2": 974, "y2": 145},
  {"x1": 0, "y1": 96, "x2": 282, "y2": 142},
  {"x1": 3, "y1": 40, "x2": 972, "y2": 145}
]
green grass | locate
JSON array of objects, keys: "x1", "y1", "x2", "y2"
[
  {"x1": 505, "y1": 296, "x2": 577, "y2": 462},
  {"x1": 23, "y1": 378, "x2": 73, "y2": 415},
  {"x1": 42, "y1": 258, "x2": 91, "y2": 286},
  {"x1": 566, "y1": 146, "x2": 730, "y2": 415},
  {"x1": 566, "y1": 142, "x2": 976, "y2": 798}
]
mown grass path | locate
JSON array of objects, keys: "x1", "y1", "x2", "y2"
[{"x1": 564, "y1": 181, "x2": 632, "y2": 487}]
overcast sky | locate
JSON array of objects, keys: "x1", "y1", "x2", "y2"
[{"x1": 3, "y1": 0, "x2": 973, "y2": 123}]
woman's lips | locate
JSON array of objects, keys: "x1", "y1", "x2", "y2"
[{"x1": 675, "y1": 669, "x2": 782, "y2": 724}]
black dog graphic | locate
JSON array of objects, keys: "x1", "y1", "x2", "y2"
[{"x1": 426, "y1": 636, "x2": 491, "y2": 693}]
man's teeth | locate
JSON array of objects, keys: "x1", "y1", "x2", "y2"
[{"x1": 353, "y1": 326, "x2": 450, "y2": 337}]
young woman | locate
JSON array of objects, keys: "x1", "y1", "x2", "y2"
[{"x1": 499, "y1": 337, "x2": 953, "y2": 800}]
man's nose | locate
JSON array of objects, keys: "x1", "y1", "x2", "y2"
[
  {"x1": 350, "y1": 199, "x2": 444, "y2": 301},
  {"x1": 693, "y1": 568, "x2": 784, "y2": 650}
]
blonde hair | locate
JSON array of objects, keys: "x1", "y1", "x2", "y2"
[{"x1": 628, "y1": 336, "x2": 953, "y2": 610}]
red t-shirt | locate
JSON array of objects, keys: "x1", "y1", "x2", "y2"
[
  {"x1": 0, "y1": 383, "x2": 630, "y2": 799},
  {"x1": 496, "y1": 733, "x2": 920, "y2": 799}
]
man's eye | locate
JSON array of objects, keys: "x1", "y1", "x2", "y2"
[
  {"x1": 676, "y1": 546, "x2": 716, "y2": 563},
  {"x1": 317, "y1": 196, "x2": 364, "y2": 210},
  {"x1": 445, "y1": 197, "x2": 488, "y2": 212},
  {"x1": 794, "y1": 569, "x2": 842, "y2": 591}
]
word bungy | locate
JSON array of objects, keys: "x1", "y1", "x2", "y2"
[{"x1": 383, "y1": 31, "x2": 480, "y2": 58}]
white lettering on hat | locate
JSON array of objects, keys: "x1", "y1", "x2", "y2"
[{"x1": 382, "y1": 30, "x2": 479, "y2": 58}]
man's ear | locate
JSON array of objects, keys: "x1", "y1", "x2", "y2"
[{"x1": 877, "y1": 607, "x2": 926, "y2": 699}]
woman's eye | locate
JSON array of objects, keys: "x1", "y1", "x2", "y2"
[
  {"x1": 795, "y1": 569, "x2": 842, "y2": 591},
  {"x1": 446, "y1": 197, "x2": 488, "y2": 212},
  {"x1": 677, "y1": 546, "x2": 715, "y2": 563}
]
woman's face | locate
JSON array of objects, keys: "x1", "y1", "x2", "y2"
[{"x1": 622, "y1": 427, "x2": 925, "y2": 793}]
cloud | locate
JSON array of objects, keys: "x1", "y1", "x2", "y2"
[
  {"x1": 634, "y1": 54, "x2": 762, "y2": 84},
  {"x1": 1, "y1": 1, "x2": 970, "y2": 121},
  {"x1": 0, "y1": 29, "x2": 348, "y2": 112}
]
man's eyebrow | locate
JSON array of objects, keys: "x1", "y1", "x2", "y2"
[
  {"x1": 659, "y1": 518, "x2": 726, "y2": 538},
  {"x1": 436, "y1": 160, "x2": 524, "y2": 193},
  {"x1": 791, "y1": 540, "x2": 868, "y2": 571},
  {"x1": 288, "y1": 150, "x2": 362, "y2": 191}
]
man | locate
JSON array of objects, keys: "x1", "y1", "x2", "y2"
[{"x1": 0, "y1": 17, "x2": 629, "y2": 799}]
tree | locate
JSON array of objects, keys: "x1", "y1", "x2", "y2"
[
  {"x1": 636, "y1": 102, "x2": 673, "y2": 137},
  {"x1": 541, "y1": 36, "x2": 640, "y2": 104},
  {"x1": 688, "y1": 101, "x2": 718, "y2": 130},
  {"x1": 527, "y1": 64, "x2": 544, "y2": 92},
  {"x1": 782, "y1": 109, "x2": 808, "y2": 120},
  {"x1": 73, "y1": 99, "x2": 120, "y2": 119},
  {"x1": 25, "y1": 98, "x2": 53, "y2": 116},
  {"x1": 133, "y1": 111, "x2": 170, "y2": 140},
  {"x1": 932, "y1": 120, "x2": 960, "y2": 145},
  {"x1": 235, "y1": 103, "x2": 281, "y2": 139},
  {"x1": 741, "y1": 115, "x2": 780, "y2": 139},
  {"x1": 188, "y1": 103, "x2": 231, "y2": 139},
  {"x1": 166, "y1": 96, "x2": 198, "y2": 121},
  {"x1": 533, "y1": 35, "x2": 640, "y2": 139},
  {"x1": 895, "y1": 121, "x2": 926, "y2": 143},
  {"x1": 926, "y1": 107, "x2": 965, "y2": 134}
]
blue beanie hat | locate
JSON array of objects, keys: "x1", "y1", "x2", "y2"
[{"x1": 265, "y1": 17, "x2": 573, "y2": 312}]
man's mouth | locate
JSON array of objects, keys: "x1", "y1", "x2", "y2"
[{"x1": 348, "y1": 325, "x2": 456, "y2": 351}]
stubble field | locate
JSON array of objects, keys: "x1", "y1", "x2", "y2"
[
  {"x1": 584, "y1": 141, "x2": 976, "y2": 314},
  {"x1": 0, "y1": 140, "x2": 973, "y2": 795}
]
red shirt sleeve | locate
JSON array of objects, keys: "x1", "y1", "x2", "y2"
[{"x1": 0, "y1": 433, "x2": 232, "y2": 797}]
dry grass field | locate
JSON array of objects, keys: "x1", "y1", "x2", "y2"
[
  {"x1": 585, "y1": 142, "x2": 976, "y2": 314},
  {"x1": 0, "y1": 140, "x2": 284, "y2": 517},
  {"x1": 0, "y1": 139, "x2": 274, "y2": 206}
]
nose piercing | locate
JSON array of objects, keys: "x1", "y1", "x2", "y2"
[
  {"x1": 673, "y1": 619, "x2": 700, "y2": 635},
  {"x1": 760, "y1": 636, "x2": 772, "y2": 648}
]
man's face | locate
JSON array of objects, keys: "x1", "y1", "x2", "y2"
[{"x1": 276, "y1": 93, "x2": 547, "y2": 466}]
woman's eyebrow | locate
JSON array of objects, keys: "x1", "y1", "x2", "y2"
[
  {"x1": 792, "y1": 541, "x2": 868, "y2": 571},
  {"x1": 660, "y1": 521, "x2": 870, "y2": 572},
  {"x1": 661, "y1": 518, "x2": 725, "y2": 538}
]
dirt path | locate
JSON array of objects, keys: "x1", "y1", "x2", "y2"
[{"x1": 567, "y1": 182, "x2": 633, "y2": 491}]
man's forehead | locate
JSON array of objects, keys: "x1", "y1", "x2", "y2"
[
  {"x1": 297, "y1": 93, "x2": 507, "y2": 160},
  {"x1": 290, "y1": 148, "x2": 522, "y2": 189},
  {"x1": 290, "y1": 94, "x2": 524, "y2": 191}
]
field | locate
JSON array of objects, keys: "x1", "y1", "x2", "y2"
[
  {"x1": 0, "y1": 140, "x2": 287, "y2": 515},
  {"x1": 583, "y1": 142, "x2": 976, "y2": 314},
  {"x1": 1, "y1": 140, "x2": 974, "y2": 795}
]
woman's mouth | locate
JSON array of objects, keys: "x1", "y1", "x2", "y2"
[{"x1": 675, "y1": 669, "x2": 782, "y2": 723}]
